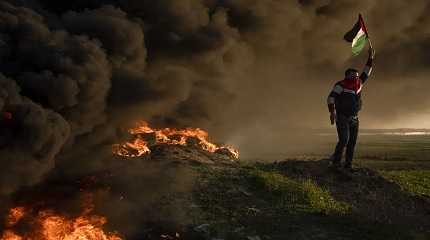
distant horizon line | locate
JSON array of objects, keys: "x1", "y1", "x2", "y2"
[{"x1": 312, "y1": 128, "x2": 430, "y2": 131}]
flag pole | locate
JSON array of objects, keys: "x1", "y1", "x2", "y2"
[{"x1": 360, "y1": 13, "x2": 373, "y2": 50}]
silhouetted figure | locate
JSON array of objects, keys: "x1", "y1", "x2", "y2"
[{"x1": 327, "y1": 45, "x2": 375, "y2": 170}]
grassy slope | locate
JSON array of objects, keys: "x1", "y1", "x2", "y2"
[
  {"x1": 381, "y1": 170, "x2": 430, "y2": 197},
  {"x1": 182, "y1": 135, "x2": 430, "y2": 239},
  {"x1": 191, "y1": 161, "x2": 430, "y2": 240}
]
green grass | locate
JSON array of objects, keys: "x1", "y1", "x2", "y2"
[
  {"x1": 381, "y1": 170, "x2": 430, "y2": 197},
  {"x1": 189, "y1": 134, "x2": 430, "y2": 239},
  {"x1": 248, "y1": 169, "x2": 350, "y2": 215},
  {"x1": 300, "y1": 134, "x2": 430, "y2": 163},
  {"x1": 193, "y1": 164, "x2": 422, "y2": 240}
]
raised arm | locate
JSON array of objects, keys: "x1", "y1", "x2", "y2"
[{"x1": 360, "y1": 45, "x2": 375, "y2": 84}]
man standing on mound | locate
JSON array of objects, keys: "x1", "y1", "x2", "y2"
[{"x1": 327, "y1": 45, "x2": 375, "y2": 170}]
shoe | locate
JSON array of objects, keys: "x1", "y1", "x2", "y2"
[
  {"x1": 343, "y1": 163, "x2": 353, "y2": 171},
  {"x1": 329, "y1": 162, "x2": 341, "y2": 169}
]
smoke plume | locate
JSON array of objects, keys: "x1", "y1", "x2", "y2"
[{"x1": 0, "y1": 0, "x2": 430, "y2": 192}]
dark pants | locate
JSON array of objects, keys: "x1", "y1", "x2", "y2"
[
  {"x1": 333, "y1": 114, "x2": 359, "y2": 166},
  {"x1": 0, "y1": 128, "x2": 10, "y2": 147}
]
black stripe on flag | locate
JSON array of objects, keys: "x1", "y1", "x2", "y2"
[{"x1": 344, "y1": 15, "x2": 362, "y2": 42}]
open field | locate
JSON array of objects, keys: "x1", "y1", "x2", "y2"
[
  {"x1": 325, "y1": 134, "x2": 430, "y2": 171},
  {"x1": 189, "y1": 133, "x2": 430, "y2": 240},
  {"x1": 276, "y1": 132, "x2": 430, "y2": 170}
]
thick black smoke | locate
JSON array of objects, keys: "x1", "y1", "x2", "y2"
[
  {"x1": 0, "y1": 74, "x2": 69, "y2": 194},
  {"x1": 1, "y1": 0, "x2": 430, "y2": 193}
]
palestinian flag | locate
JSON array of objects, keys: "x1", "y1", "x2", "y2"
[{"x1": 344, "y1": 14, "x2": 368, "y2": 56}]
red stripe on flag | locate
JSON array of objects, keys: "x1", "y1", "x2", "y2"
[{"x1": 359, "y1": 14, "x2": 369, "y2": 37}]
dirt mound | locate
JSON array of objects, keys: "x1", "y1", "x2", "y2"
[
  {"x1": 150, "y1": 144, "x2": 237, "y2": 165},
  {"x1": 268, "y1": 160, "x2": 430, "y2": 228}
]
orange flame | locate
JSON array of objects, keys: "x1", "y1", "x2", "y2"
[
  {"x1": 36, "y1": 211, "x2": 121, "y2": 240},
  {"x1": 5, "y1": 207, "x2": 25, "y2": 227},
  {"x1": 113, "y1": 121, "x2": 239, "y2": 158},
  {"x1": 1, "y1": 231, "x2": 22, "y2": 240},
  {"x1": 1, "y1": 196, "x2": 122, "y2": 240}
]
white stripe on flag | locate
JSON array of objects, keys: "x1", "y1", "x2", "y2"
[{"x1": 352, "y1": 28, "x2": 366, "y2": 48}]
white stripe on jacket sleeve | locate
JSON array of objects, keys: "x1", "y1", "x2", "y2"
[
  {"x1": 363, "y1": 65, "x2": 372, "y2": 77},
  {"x1": 332, "y1": 84, "x2": 343, "y2": 94}
]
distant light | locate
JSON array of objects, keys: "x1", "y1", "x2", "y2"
[{"x1": 316, "y1": 131, "x2": 430, "y2": 136}]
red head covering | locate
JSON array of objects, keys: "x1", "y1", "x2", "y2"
[
  {"x1": 341, "y1": 76, "x2": 361, "y2": 93},
  {"x1": 3, "y1": 111, "x2": 12, "y2": 120}
]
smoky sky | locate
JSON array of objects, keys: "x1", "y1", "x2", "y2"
[{"x1": 1, "y1": 0, "x2": 430, "y2": 193}]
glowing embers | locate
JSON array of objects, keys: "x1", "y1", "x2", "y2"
[
  {"x1": 112, "y1": 121, "x2": 239, "y2": 159},
  {"x1": 5, "y1": 207, "x2": 25, "y2": 227},
  {"x1": 1, "y1": 196, "x2": 122, "y2": 240}
]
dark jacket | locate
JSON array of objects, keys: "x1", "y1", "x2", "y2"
[{"x1": 327, "y1": 58, "x2": 373, "y2": 117}]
